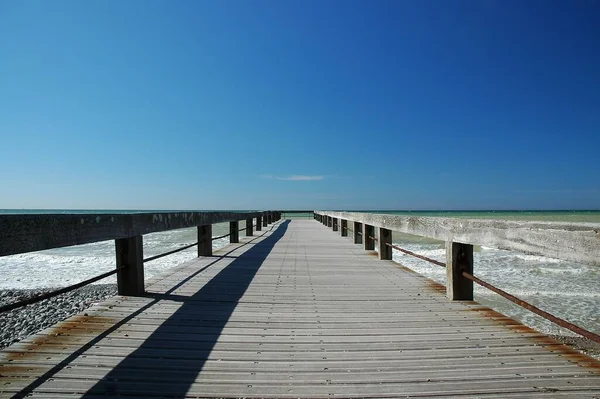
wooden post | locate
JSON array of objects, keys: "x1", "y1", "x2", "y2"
[
  {"x1": 230, "y1": 221, "x2": 239, "y2": 243},
  {"x1": 246, "y1": 218, "x2": 253, "y2": 236},
  {"x1": 115, "y1": 235, "x2": 144, "y2": 296},
  {"x1": 378, "y1": 227, "x2": 392, "y2": 260},
  {"x1": 446, "y1": 241, "x2": 474, "y2": 300},
  {"x1": 340, "y1": 219, "x2": 348, "y2": 237},
  {"x1": 364, "y1": 224, "x2": 375, "y2": 251},
  {"x1": 267, "y1": 212, "x2": 272, "y2": 224},
  {"x1": 262, "y1": 214, "x2": 268, "y2": 227},
  {"x1": 256, "y1": 216, "x2": 262, "y2": 231},
  {"x1": 328, "y1": 216, "x2": 333, "y2": 228},
  {"x1": 332, "y1": 218, "x2": 338, "y2": 232},
  {"x1": 198, "y1": 224, "x2": 212, "y2": 256},
  {"x1": 354, "y1": 221, "x2": 362, "y2": 244}
]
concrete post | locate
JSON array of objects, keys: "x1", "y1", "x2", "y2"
[
  {"x1": 446, "y1": 241, "x2": 474, "y2": 301},
  {"x1": 378, "y1": 228, "x2": 392, "y2": 260},
  {"x1": 198, "y1": 224, "x2": 212, "y2": 256},
  {"x1": 340, "y1": 219, "x2": 348, "y2": 237},
  {"x1": 364, "y1": 224, "x2": 375, "y2": 251},
  {"x1": 246, "y1": 218, "x2": 253, "y2": 236},
  {"x1": 256, "y1": 216, "x2": 262, "y2": 231},
  {"x1": 230, "y1": 221, "x2": 239, "y2": 243},
  {"x1": 116, "y1": 235, "x2": 144, "y2": 296},
  {"x1": 332, "y1": 218, "x2": 338, "y2": 232},
  {"x1": 353, "y1": 222, "x2": 362, "y2": 244}
]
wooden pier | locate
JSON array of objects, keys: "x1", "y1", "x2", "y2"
[{"x1": 2, "y1": 217, "x2": 600, "y2": 398}]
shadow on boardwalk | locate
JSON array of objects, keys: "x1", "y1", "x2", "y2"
[{"x1": 14, "y1": 220, "x2": 289, "y2": 398}]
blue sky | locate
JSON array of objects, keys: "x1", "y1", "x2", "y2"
[{"x1": 1, "y1": 0, "x2": 599, "y2": 210}]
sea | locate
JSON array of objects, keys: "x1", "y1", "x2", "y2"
[{"x1": 1, "y1": 209, "x2": 599, "y2": 338}]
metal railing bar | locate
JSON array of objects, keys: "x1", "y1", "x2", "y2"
[
  {"x1": 1, "y1": 218, "x2": 281, "y2": 313},
  {"x1": 143, "y1": 242, "x2": 198, "y2": 263},
  {"x1": 212, "y1": 233, "x2": 231, "y2": 241},
  {"x1": 461, "y1": 270, "x2": 600, "y2": 343},
  {"x1": 0, "y1": 266, "x2": 125, "y2": 313},
  {"x1": 381, "y1": 241, "x2": 600, "y2": 342},
  {"x1": 385, "y1": 242, "x2": 446, "y2": 268}
]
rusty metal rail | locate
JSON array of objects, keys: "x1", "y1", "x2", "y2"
[
  {"x1": 385, "y1": 242, "x2": 446, "y2": 268},
  {"x1": 143, "y1": 242, "x2": 198, "y2": 263},
  {"x1": 0, "y1": 266, "x2": 126, "y2": 313},
  {"x1": 462, "y1": 270, "x2": 600, "y2": 343},
  {"x1": 211, "y1": 233, "x2": 231, "y2": 241},
  {"x1": 1, "y1": 223, "x2": 266, "y2": 314},
  {"x1": 380, "y1": 241, "x2": 600, "y2": 343},
  {"x1": 237, "y1": 224, "x2": 258, "y2": 232},
  {"x1": 146, "y1": 224, "x2": 258, "y2": 263}
]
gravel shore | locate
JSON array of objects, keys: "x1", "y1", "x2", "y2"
[{"x1": 0, "y1": 284, "x2": 117, "y2": 350}]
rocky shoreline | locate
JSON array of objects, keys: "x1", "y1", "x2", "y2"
[
  {"x1": 0, "y1": 284, "x2": 117, "y2": 349},
  {"x1": 1, "y1": 285, "x2": 599, "y2": 362}
]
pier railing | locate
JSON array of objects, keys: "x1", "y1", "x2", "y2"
[
  {"x1": 314, "y1": 210, "x2": 600, "y2": 342},
  {"x1": 0, "y1": 210, "x2": 282, "y2": 307}
]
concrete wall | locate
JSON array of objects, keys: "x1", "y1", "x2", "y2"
[{"x1": 315, "y1": 211, "x2": 600, "y2": 267}]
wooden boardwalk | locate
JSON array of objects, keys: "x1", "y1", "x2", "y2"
[{"x1": 2, "y1": 219, "x2": 600, "y2": 398}]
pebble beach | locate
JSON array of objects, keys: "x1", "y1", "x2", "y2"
[{"x1": 0, "y1": 284, "x2": 117, "y2": 349}]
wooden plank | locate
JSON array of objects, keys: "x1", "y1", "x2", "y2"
[
  {"x1": 2, "y1": 219, "x2": 600, "y2": 399},
  {"x1": 2, "y1": 376, "x2": 600, "y2": 397}
]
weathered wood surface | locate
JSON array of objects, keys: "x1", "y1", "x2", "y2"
[
  {"x1": 316, "y1": 211, "x2": 600, "y2": 267},
  {"x1": 1, "y1": 220, "x2": 599, "y2": 398},
  {"x1": 0, "y1": 211, "x2": 268, "y2": 257}
]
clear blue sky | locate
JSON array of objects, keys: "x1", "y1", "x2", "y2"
[{"x1": 1, "y1": 0, "x2": 599, "y2": 210}]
